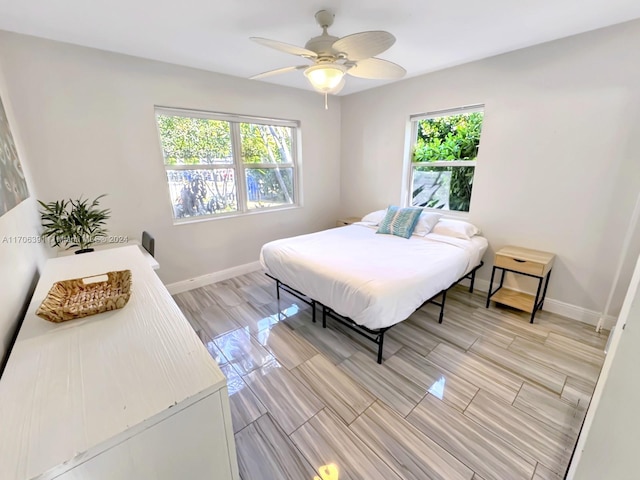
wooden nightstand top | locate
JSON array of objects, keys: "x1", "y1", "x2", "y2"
[
  {"x1": 496, "y1": 246, "x2": 555, "y2": 266},
  {"x1": 336, "y1": 216, "x2": 362, "y2": 227}
]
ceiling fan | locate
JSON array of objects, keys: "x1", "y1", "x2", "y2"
[{"x1": 250, "y1": 10, "x2": 406, "y2": 108}]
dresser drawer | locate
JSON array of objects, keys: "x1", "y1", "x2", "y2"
[{"x1": 494, "y1": 253, "x2": 546, "y2": 276}]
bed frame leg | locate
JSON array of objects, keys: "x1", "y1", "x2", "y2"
[
  {"x1": 275, "y1": 280, "x2": 281, "y2": 300},
  {"x1": 469, "y1": 269, "x2": 476, "y2": 293},
  {"x1": 311, "y1": 300, "x2": 316, "y2": 323},
  {"x1": 439, "y1": 290, "x2": 447, "y2": 324},
  {"x1": 322, "y1": 306, "x2": 327, "y2": 328},
  {"x1": 377, "y1": 332, "x2": 385, "y2": 364}
]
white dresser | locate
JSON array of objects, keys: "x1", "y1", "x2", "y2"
[{"x1": 0, "y1": 246, "x2": 239, "y2": 480}]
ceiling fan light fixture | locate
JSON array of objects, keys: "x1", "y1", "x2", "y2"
[{"x1": 304, "y1": 64, "x2": 347, "y2": 93}]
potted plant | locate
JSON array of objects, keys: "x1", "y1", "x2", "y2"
[{"x1": 39, "y1": 195, "x2": 111, "y2": 254}]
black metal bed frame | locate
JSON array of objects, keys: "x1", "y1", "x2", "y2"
[{"x1": 267, "y1": 261, "x2": 483, "y2": 364}]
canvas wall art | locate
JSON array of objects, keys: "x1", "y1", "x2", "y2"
[{"x1": 0, "y1": 95, "x2": 29, "y2": 216}]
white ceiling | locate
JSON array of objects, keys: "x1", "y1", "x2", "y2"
[{"x1": 1, "y1": 0, "x2": 639, "y2": 95}]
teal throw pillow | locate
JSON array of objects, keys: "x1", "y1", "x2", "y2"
[{"x1": 376, "y1": 206, "x2": 423, "y2": 239}]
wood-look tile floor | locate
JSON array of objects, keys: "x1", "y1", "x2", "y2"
[{"x1": 173, "y1": 271, "x2": 608, "y2": 480}]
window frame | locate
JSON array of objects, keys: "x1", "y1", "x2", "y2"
[
  {"x1": 403, "y1": 104, "x2": 484, "y2": 216},
  {"x1": 155, "y1": 106, "x2": 301, "y2": 224}
]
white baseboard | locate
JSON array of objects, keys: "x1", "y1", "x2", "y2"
[
  {"x1": 473, "y1": 279, "x2": 617, "y2": 329},
  {"x1": 165, "y1": 261, "x2": 262, "y2": 295}
]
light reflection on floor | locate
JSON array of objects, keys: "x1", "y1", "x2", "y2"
[
  {"x1": 256, "y1": 303, "x2": 301, "y2": 346},
  {"x1": 220, "y1": 303, "x2": 303, "y2": 389},
  {"x1": 427, "y1": 376, "x2": 446, "y2": 400},
  {"x1": 314, "y1": 463, "x2": 339, "y2": 480}
]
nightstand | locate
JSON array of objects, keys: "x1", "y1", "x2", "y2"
[
  {"x1": 486, "y1": 245, "x2": 555, "y2": 323},
  {"x1": 336, "y1": 216, "x2": 361, "y2": 227}
]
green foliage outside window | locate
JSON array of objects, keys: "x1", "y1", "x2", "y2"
[
  {"x1": 412, "y1": 112, "x2": 483, "y2": 212},
  {"x1": 156, "y1": 115, "x2": 294, "y2": 219}
]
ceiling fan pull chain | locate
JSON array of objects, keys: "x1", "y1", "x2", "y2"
[{"x1": 325, "y1": 92, "x2": 328, "y2": 110}]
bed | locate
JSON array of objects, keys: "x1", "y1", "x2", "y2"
[{"x1": 260, "y1": 219, "x2": 488, "y2": 363}]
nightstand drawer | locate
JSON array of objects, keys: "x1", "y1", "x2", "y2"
[{"x1": 494, "y1": 254, "x2": 546, "y2": 276}]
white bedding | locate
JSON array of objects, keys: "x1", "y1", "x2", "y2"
[{"x1": 260, "y1": 224, "x2": 488, "y2": 330}]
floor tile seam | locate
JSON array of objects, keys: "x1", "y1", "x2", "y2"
[
  {"x1": 231, "y1": 372, "x2": 270, "y2": 418},
  {"x1": 421, "y1": 352, "x2": 487, "y2": 398},
  {"x1": 236, "y1": 411, "x2": 318, "y2": 478},
  {"x1": 462, "y1": 392, "x2": 574, "y2": 472},
  {"x1": 470, "y1": 387, "x2": 577, "y2": 442},
  {"x1": 340, "y1": 360, "x2": 424, "y2": 409},
  {"x1": 290, "y1": 356, "x2": 369, "y2": 422},
  {"x1": 359, "y1": 397, "x2": 485, "y2": 480},
  {"x1": 408, "y1": 320, "x2": 480, "y2": 351},
  {"x1": 345, "y1": 398, "x2": 377, "y2": 428},
  {"x1": 384, "y1": 346, "x2": 450, "y2": 397},
  {"x1": 509, "y1": 398, "x2": 582, "y2": 443},
  {"x1": 506, "y1": 334, "x2": 586, "y2": 365},
  {"x1": 403, "y1": 390, "x2": 429, "y2": 420},
  {"x1": 233, "y1": 412, "x2": 268, "y2": 437},
  {"x1": 541, "y1": 335, "x2": 607, "y2": 367},
  {"x1": 465, "y1": 347, "x2": 566, "y2": 394},
  {"x1": 457, "y1": 407, "x2": 541, "y2": 472},
  {"x1": 335, "y1": 357, "x2": 401, "y2": 404},
  {"x1": 512, "y1": 382, "x2": 525, "y2": 406},
  {"x1": 290, "y1": 406, "x2": 408, "y2": 480},
  {"x1": 427, "y1": 348, "x2": 522, "y2": 398},
  {"x1": 534, "y1": 460, "x2": 567, "y2": 479},
  {"x1": 462, "y1": 388, "x2": 482, "y2": 415},
  {"x1": 347, "y1": 398, "x2": 478, "y2": 480},
  {"x1": 240, "y1": 363, "x2": 324, "y2": 421},
  {"x1": 405, "y1": 397, "x2": 537, "y2": 480},
  {"x1": 543, "y1": 330, "x2": 608, "y2": 350},
  {"x1": 476, "y1": 318, "x2": 550, "y2": 340},
  {"x1": 506, "y1": 338, "x2": 601, "y2": 384},
  {"x1": 261, "y1": 414, "x2": 321, "y2": 477},
  {"x1": 245, "y1": 325, "x2": 305, "y2": 371}
]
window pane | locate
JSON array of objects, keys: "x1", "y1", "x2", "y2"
[
  {"x1": 410, "y1": 109, "x2": 483, "y2": 213},
  {"x1": 240, "y1": 123, "x2": 293, "y2": 164},
  {"x1": 412, "y1": 165, "x2": 475, "y2": 212},
  {"x1": 157, "y1": 115, "x2": 233, "y2": 165},
  {"x1": 413, "y1": 112, "x2": 483, "y2": 162},
  {"x1": 245, "y1": 168, "x2": 294, "y2": 210},
  {"x1": 166, "y1": 169, "x2": 237, "y2": 219}
]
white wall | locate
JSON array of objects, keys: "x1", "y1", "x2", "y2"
[
  {"x1": 0, "y1": 64, "x2": 46, "y2": 366},
  {"x1": 568, "y1": 251, "x2": 640, "y2": 479},
  {"x1": 0, "y1": 31, "x2": 342, "y2": 285},
  {"x1": 340, "y1": 19, "x2": 640, "y2": 319}
]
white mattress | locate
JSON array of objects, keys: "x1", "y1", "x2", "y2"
[{"x1": 260, "y1": 224, "x2": 488, "y2": 330}]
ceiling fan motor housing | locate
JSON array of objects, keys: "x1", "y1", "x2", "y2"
[{"x1": 305, "y1": 34, "x2": 340, "y2": 61}]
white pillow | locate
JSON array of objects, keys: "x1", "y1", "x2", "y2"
[
  {"x1": 413, "y1": 212, "x2": 443, "y2": 236},
  {"x1": 432, "y1": 219, "x2": 480, "y2": 240},
  {"x1": 361, "y1": 209, "x2": 442, "y2": 236},
  {"x1": 360, "y1": 209, "x2": 387, "y2": 225}
]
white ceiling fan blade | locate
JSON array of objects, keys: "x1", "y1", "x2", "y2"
[
  {"x1": 250, "y1": 37, "x2": 318, "y2": 59},
  {"x1": 347, "y1": 57, "x2": 406, "y2": 80},
  {"x1": 332, "y1": 31, "x2": 395, "y2": 61},
  {"x1": 250, "y1": 65, "x2": 308, "y2": 80}
]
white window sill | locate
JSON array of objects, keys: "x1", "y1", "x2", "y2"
[{"x1": 172, "y1": 204, "x2": 301, "y2": 226}]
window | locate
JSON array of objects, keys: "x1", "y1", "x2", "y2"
[
  {"x1": 155, "y1": 108, "x2": 299, "y2": 222},
  {"x1": 406, "y1": 105, "x2": 484, "y2": 213}
]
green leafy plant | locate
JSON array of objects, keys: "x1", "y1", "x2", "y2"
[
  {"x1": 38, "y1": 195, "x2": 111, "y2": 251},
  {"x1": 412, "y1": 112, "x2": 483, "y2": 212}
]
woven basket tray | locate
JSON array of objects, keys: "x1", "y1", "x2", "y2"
[{"x1": 36, "y1": 270, "x2": 132, "y2": 323}]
